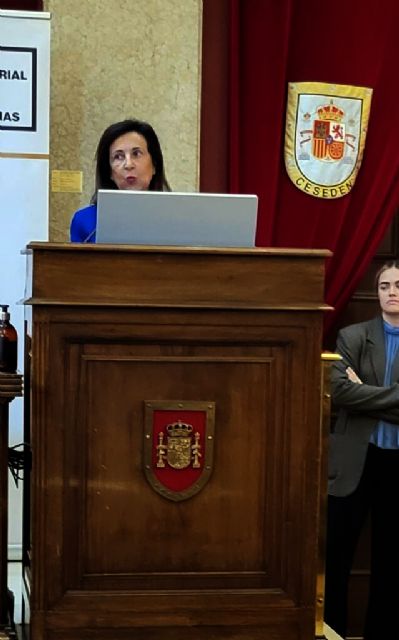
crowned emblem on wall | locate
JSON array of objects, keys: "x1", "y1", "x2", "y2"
[
  {"x1": 284, "y1": 82, "x2": 373, "y2": 199},
  {"x1": 143, "y1": 400, "x2": 215, "y2": 501}
]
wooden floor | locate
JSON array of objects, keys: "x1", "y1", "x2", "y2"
[
  {"x1": 0, "y1": 629, "x2": 18, "y2": 640},
  {"x1": 12, "y1": 623, "x2": 343, "y2": 640}
]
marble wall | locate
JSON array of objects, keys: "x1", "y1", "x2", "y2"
[{"x1": 44, "y1": 0, "x2": 202, "y2": 240}]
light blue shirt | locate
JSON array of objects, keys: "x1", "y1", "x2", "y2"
[{"x1": 370, "y1": 320, "x2": 399, "y2": 448}]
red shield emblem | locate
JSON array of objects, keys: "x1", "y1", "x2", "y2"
[{"x1": 143, "y1": 401, "x2": 215, "y2": 501}]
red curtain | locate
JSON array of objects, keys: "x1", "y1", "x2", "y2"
[
  {"x1": 0, "y1": 0, "x2": 42, "y2": 8},
  {"x1": 202, "y1": 0, "x2": 399, "y2": 340}
]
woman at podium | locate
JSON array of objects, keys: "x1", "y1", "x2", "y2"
[{"x1": 70, "y1": 118, "x2": 170, "y2": 243}]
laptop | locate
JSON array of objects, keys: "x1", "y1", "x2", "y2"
[{"x1": 95, "y1": 190, "x2": 258, "y2": 247}]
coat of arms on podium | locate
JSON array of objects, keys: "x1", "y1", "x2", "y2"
[{"x1": 143, "y1": 400, "x2": 215, "y2": 501}]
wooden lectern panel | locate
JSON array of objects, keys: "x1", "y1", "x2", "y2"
[{"x1": 24, "y1": 243, "x2": 330, "y2": 640}]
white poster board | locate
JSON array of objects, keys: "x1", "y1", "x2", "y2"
[{"x1": 0, "y1": 9, "x2": 50, "y2": 558}]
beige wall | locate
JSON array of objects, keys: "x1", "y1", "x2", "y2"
[{"x1": 44, "y1": 0, "x2": 202, "y2": 240}]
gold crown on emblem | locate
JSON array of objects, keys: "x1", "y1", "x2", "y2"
[
  {"x1": 166, "y1": 420, "x2": 193, "y2": 437},
  {"x1": 317, "y1": 100, "x2": 344, "y2": 122}
]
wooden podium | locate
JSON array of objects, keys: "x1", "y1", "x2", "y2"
[{"x1": 24, "y1": 242, "x2": 331, "y2": 640}]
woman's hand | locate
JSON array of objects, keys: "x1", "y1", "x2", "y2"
[{"x1": 346, "y1": 366, "x2": 363, "y2": 384}]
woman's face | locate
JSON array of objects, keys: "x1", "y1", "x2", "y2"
[
  {"x1": 378, "y1": 267, "x2": 399, "y2": 319},
  {"x1": 109, "y1": 131, "x2": 155, "y2": 191}
]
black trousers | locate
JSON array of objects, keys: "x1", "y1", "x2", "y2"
[{"x1": 324, "y1": 444, "x2": 399, "y2": 639}]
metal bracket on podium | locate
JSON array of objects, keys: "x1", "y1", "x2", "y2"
[{"x1": 315, "y1": 354, "x2": 343, "y2": 640}]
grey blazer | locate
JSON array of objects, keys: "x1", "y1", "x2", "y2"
[{"x1": 329, "y1": 316, "x2": 399, "y2": 497}]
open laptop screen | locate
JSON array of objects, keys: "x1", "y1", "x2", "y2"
[{"x1": 96, "y1": 190, "x2": 258, "y2": 247}]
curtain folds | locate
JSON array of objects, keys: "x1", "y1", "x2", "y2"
[{"x1": 202, "y1": 0, "x2": 399, "y2": 340}]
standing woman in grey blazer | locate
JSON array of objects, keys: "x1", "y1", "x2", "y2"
[{"x1": 325, "y1": 261, "x2": 399, "y2": 639}]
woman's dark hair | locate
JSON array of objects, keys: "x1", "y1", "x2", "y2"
[
  {"x1": 375, "y1": 260, "x2": 399, "y2": 289},
  {"x1": 91, "y1": 118, "x2": 170, "y2": 203}
]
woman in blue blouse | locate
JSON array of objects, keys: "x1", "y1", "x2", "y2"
[{"x1": 70, "y1": 118, "x2": 170, "y2": 243}]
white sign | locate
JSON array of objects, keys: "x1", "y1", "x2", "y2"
[
  {"x1": 0, "y1": 45, "x2": 36, "y2": 129},
  {"x1": 0, "y1": 9, "x2": 50, "y2": 154}
]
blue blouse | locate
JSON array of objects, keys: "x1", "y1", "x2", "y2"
[{"x1": 70, "y1": 204, "x2": 97, "y2": 243}]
